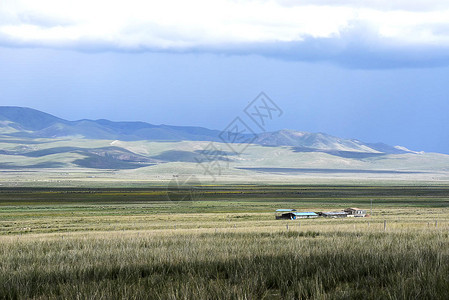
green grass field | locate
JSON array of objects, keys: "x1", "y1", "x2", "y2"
[{"x1": 0, "y1": 186, "x2": 448, "y2": 299}]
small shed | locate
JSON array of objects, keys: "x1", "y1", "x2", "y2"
[
  {"x1": 344, "y1": 208, "x2": 367, "y2": 217},
  {"x1": 275, "y1": 209, "x2": 296, "y2": 219}
]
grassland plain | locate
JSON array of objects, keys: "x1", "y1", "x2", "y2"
[{"x1": 0, "y1": 186, "x2": 449, "y2": 299}]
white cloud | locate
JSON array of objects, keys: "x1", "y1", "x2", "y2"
[{"x1": 1, "y1": 0, "x2": 449, "y2": 66}]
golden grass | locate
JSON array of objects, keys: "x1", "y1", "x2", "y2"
[{"x1": 0, "y1": 190, "x2": 448, "y2": 299}]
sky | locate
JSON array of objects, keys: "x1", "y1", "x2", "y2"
[{"x1": 0, "y1": 0, "x2": 449, "y2": 153}]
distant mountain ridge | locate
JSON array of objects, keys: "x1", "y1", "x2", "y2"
[
  {"x1": 0, "y1": 106, "x2": 413, "y2": 155},
  {"x1": 0, "y1": 106, "x2": 223, "y2": 142}
]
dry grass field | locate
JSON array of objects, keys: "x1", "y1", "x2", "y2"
[{"x1": 0, "y1": 185, "x2": 448, "y2": 299}]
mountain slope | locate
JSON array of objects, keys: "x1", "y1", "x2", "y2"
[
  {"x1": 0, "y1": 106, "x2": 66, "y2": 131},
  {"x1": 255, "y1": 130, "x2": 386, "y2": 152}
]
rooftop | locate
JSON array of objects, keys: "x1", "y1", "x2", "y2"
[{"x1": 293, "y1": 212, "x2": 318, "y2": 216}]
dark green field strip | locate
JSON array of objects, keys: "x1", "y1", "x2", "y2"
[{"x1": 0, "y1": 186, "x2": 448, "y2": 207}]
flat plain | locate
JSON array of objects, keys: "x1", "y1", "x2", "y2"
[{"x1": 0, "y1": 185, "x2": 448, "y2": 299}]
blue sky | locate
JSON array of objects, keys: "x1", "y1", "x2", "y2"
[{"x1": 1, "y1": 0, "x2": 449, "y2": 153}]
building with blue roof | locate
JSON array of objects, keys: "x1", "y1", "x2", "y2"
[
  {"x1": 276, "y1": 211, "x2": 318, "y2": 220},
  {"x1": 293, "y1": 212, "x2": 318, "y2": 218},
  {"x1": 275, "y1": 208, "x2": 367, "y2": 220}
]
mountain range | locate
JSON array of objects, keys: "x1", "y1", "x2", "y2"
[
  {"x1": 0, "y1": 106, "x2": 412, "y2": 154},
  {"x1": 1, "y1": 106, "x2": 448, "y2": 183}
]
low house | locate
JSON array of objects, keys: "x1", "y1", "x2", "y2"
[
  {"x1": 344, "y1": 208, "x2": 367, "y2": 217},
  {"x1": 276, "y1": 211, "x2": 318, "y2": 220},
  {"x1": 322, "y1": 211, "x2": 348, "y2": 218},
  {"x1": 294, "y1": 212, "x2": 318, "y2": 219}
]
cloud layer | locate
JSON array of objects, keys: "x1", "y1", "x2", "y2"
[{"x1": 2, "y1": 0, "x2": 449, "y2": 67}]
